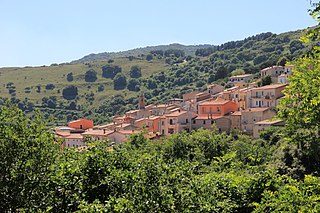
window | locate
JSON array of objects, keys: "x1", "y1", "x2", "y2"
[
  {"x1": 203, "y1": 120, "x2": 206, "y2": 125},
  {"x1": 193, "y1": 120, "x2": 196, "y2": 124},
  {"x1": 186, "y1": 119, "x2": 189, "y2": 124},
  {"x1": 256, "y1": 91, "x2": 258, "y2": 97},
  {"x1": 256, "y1": 101, "x2": 258, "y2": 105},
  {"x1": 168, "y1": 128, "x2": 174, "y2": 134},
  {"x1": 202, "y1": 107, "x2": 206, "y2": 113},
  {"x1": 262, "y1": 91, "x2": 264, "y2": 96},
  {"x1": 169, "y1": 119, "x2": 173, "y2": 125},
  {"x1": 211, "y1": 120, "x2": 214, "y2": 124},
  {"x1": 80, "y1": 125, "x2": 83, "y2": 129},
  {"x1": 162, "y1": 121, "x2": 164, "y2": 125},
  {"x1": 217, "y1": 107, "x2": 220, "y2": 112}
]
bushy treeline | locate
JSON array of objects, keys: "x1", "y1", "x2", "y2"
[{"x1": 1, "y1": 102, "x2": 320, "y2": 212}]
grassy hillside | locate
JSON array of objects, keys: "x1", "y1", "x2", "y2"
[{"x1": 0, "y1": 27, "x2": 315, "y2": 125}]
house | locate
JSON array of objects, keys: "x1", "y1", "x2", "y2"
[
  {"x1": 62, "y1": 134, "x2": 85, "y2": 148},
  {"x1": 207, "y1": 84, "x2": 224, "y2": 95},
  {"x1": 198, "y1": 97, "x2": 238, "y2": 116},
  {"x1": 253, "y1": 119, "x2": 285, "y2": 138},
  {"x1": 161, "y1": 111, "x2": 196, "y2": 135},
  {"x1": 227, "y1": 74, "x2": 254, "y2": 87},
  {"x1": 82, "y1": 129, "x2": 113, "y2": 141},
  {"x1": 249, "y1": 84, "x2": 287, "y2": 108},
  {"x1": 219, "y1": 86, "x2": 251, "y2": 110},
  {"x1": 115, "y1": 123, "x2": 139, "y2": 131},
  {"x1": 260, "y1": 66, "x2": 284, "y2": 83},
  {"x1": 230, "y1": 111, "x2": 241, "y2": 131},
  {"x1": 277, "y1": 65, "x2": 293, "y2": 84},
  {"x1": 192, "y1": 115, "x2": 231, "y2": 133},
  {"x1": 241, "y1": 108, "x2": 277, "y2": 135},
  {"x1": 68, "y1": 119, "x2": 93, "y2": 130}
]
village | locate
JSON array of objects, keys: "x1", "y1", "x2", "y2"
[{"x1": 55, "y1": 65, "x2": 293, "y2": 148}]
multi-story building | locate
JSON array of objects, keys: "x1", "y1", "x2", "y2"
[
  {"x1": 227, "y1": 74, "x2": 254, "y2": 87},
  {"x1": 248, "y1": 84, "x2": 286, "y2": 108},
  {"x1": 198, "y1": 97, "x2": 238, "y2": 116},
  {"x1": 260, "y1": 66, "x2": 285, "y2": 83}
]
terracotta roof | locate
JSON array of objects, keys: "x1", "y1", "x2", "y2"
[
  {"x1": 64, "y1": 134, "x2": 83, "y2": 139},
  {"x1": 118, "y1": 130, "x2": 142, "y2": 135},
  {"x1": 148, "y1": 116, "x2": 161, "y2": 120},
  {"x1": 165, "y1": 111, "x2": 188, "y2": 117},
  {"x1": 126, "y1": 109, "x2": 139, "y2": 114},
  {"x1": 116, "y1": 123, "x2": 133, "y2": 128},
  {"x1": 55, "y1": 131, "x2": 71, "y2": 137},
  {"x1": 134, "y1": 118, "x2": 147, "y2": 123},
  {"x1": 68, "y1": 119, "x2": 92, "y2": 124},
  {"x1": 231, "y1": 111, "x2": 242, "y2": 116},
  {"x1": 82, "y1": 129, "x2": 113, "y2": 136},
  {"x1": 199, "y1": 98, "x2": 231, "y2": 106},
  {"x1": 251, "y1": 84, "x2": 287, "y2": 90},
  {"x1": 243, "y1": 108, "x2": 269, "y2": 112}
]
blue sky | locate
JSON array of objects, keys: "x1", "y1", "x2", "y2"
[{"x1": 0, "y1": 0, "x2": 317, "y2": 67}]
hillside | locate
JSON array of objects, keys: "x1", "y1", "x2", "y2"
[
  {"x1": 71, "y1": 43, "x2": 215, "y2": 64},
  {"x1": 0, "y1": 27, "x2": 314, "y2": 125}
]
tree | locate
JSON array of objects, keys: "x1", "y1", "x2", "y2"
[
  {"x1": 67, "y1": 72, "x2": 73, "y2": 82},
  {"x1": 62, "y1": 85, "x2": 78, "y2": 100},
  {"x1": 102, "y1": 64, "x2": 122, "y2": 79},
  {"x1": 146, "y1": 54, "x2": 153, "y2": 61},
  {"x1": 113, "y1": 73, "x2": 127, "y2": 90},
  {"x1": 277, "y1": 56, "x2": 288, "y2": 66},
  {"x1": 261, "y1": 75, "x2": 272, "y2": 86},
  {"x1": 214, "y1": 66, "x2": 229, "y2": 81},
  {"x1": 127, "y1": 79, "x2": 140, "y2": 91},
  {"x1": 230, "y1": 69, "x2": 245, "y2": 76},
  {"x1": 0, "y1": 104, "x2": 59, "y2": 212},
  {"x1": 85, "y1": 69, "x2": 97, "y2": 82},
  {"x1": 129, "y1": 65, "x2": 142, "y2": 78}
]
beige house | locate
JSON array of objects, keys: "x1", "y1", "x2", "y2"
[
  {"x1": 253, "y1": 119, "x2": 285, "y2": 138},
  {"x1": 249, "y1": 84, "x2": 286, "y2": 108},
  {"x1": 230, "y1": 111, "x2": 241, "y2": 131},
  {"x1": 192, "y1": 115, "x2": 231, "y2": 133},
  {"x1": 227, "y1": 74, "x2": 254, "y2": 87},
  {"x1": 161, "y1": 111, "x2": 195, "y2": 135},
  {"x1": 260, "y1": 66, "x2": 284, "y2": 83},
  {"x1": 241, "y1": 108, "x2": 277, "y2": 135},
  {"x1": 207, "y1": 84, "x2": 224, "y2": 96}
]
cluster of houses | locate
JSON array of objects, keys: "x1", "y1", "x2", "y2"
[{"x1": 55, "y1": 65, "x2": 293, "y2": 148}]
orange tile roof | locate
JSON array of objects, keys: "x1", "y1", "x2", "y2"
[
  {"x1": 68, "y1": 119, "x2": 92, "y2": 124},
  {"x1": 231, "y1": 111, "x2": 242, "y2": 116},
  {"x1": 165, "y1": 110, "x2": 188, "y2": 117},
  {"x1": 82, "y1": 129, "x2": 113, "y2": 136},
  {"x1": 199, "y1": 98, "x2": 230, "y2": 106},
  {"x1": 64, "y1": 134, "x2": 83, "y2": 139}
]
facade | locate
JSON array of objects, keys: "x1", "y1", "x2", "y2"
[
  {"x1": 68, "y1": 119, "x2": 94, "y2": 130},
  {"x1": 192, "y1": 115, "x2": 231, "y2": 133},
  {"x1": 207, "y1": 84, "x2": 224, "y2": 95},
  {"x1": 249, "y1": 84, "x2": 286, "y2": 108},
  {"x1": 198, "y1": 97, "x2": 238, "y2": 116},
  {"x1": 260, "y1": 66, "x2": 284, "y2": 83},
  {"x1": 253, "y1": 120, "x2": 285, "y2": 138},
  {"x1": 227, "y1": 74, "x2": 254, "y2": 87},
  {"x1": 241, "y1": 108, "x2": 277, "y2": 135},
  {"x1": 63, "y1": 134, "x2": 85, "y2": 148},
  {"x1": 162, "y1": 111, "x2": 195, "y2": 135},
  {"x1": 230, "y1": 111, "x2": 241, "y2": 131}
]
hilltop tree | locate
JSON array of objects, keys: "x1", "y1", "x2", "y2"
[
  {"x1": 113, "y1": 73, "x2": 127, "y2": 90},
  {"x1": 130, "y1": 65, "x2": 142, "y2": 78},
  {"x1": 214, "y1": 66, "x2": 229, "y2": 81},
  {"x1": 66, "y1": 72, "x2": 73, "y2": 82},
  {"x1": 127, "y1": 78, "x2": 140, "y2": 91},
  {"x1": 85, "y1": 69, "x2": 97, "y2": 82},
  {"x1": 62, "y1": 85, "x2": 78, "y2": 100},
  {"x1": 146, "y1": 54, "x2": 153, "y2": 61},
  {"x1": 102, "y1": 64, "x2": 122, "y2": 79}
]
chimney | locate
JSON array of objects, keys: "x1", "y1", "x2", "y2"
[{"x1": 103, "y1": 129, "x2": 106, "y2": 134}]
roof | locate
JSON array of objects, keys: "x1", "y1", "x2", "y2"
[
  {"x1": 231, "y1": 111, "x2": 242, "y2": 116},
  {"x1": 229, "y1": 74, "x2": 253, "y2": 79},
  {"x1": 64, "y1": 134, "x2": 83, "y2": 139},
  {"x1": 255, "y1": 119, "x2": 284, "y2": 125},
  {"x1": 194, "y1": 115, "x2": 223, "y2": 120},
  {"x1": 68, "y1": 119, "x2": 92, "y2": 124},
  {"x1": 118, "y1": 130, "x2": 142, "y2": 135},
  {"x1": 82, "y1": 129, "x2": 113, "y2": 136},
  {"x1": 243, "y1": 108, "x2": 269, "y2": 112},
  {"x1": 199, "y1": 98, "x2": 231, "y2": 106},
  {"x1": 165, "y1": 111, "x2": 188, "y2": 117},
  {"x1": 251, "y1": 84, "x2": 287, "y2": 90},
  {"x1": 126, "y1": 109, "x2": 139, "y2": 114},
  {"x1": 260, "y1": 66, "x2": 283, "y2": 72},
  {"x1": 134, "y1": 117, "x2": 147, "y2": 123},
  {"x1": 148, "y1": 116, "x2": 161, "y2": 120}
]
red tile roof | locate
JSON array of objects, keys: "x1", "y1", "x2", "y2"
[
  {"x1": 251, "y1": 84, "x2": 287, "y2": 90},
  {"x1": 165, "y1": 111, "x2": 188, "y2": 117}
]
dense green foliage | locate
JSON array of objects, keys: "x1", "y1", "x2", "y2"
[{"x1": 1, "y1": 104, "x2": 320, "y2": 212}]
